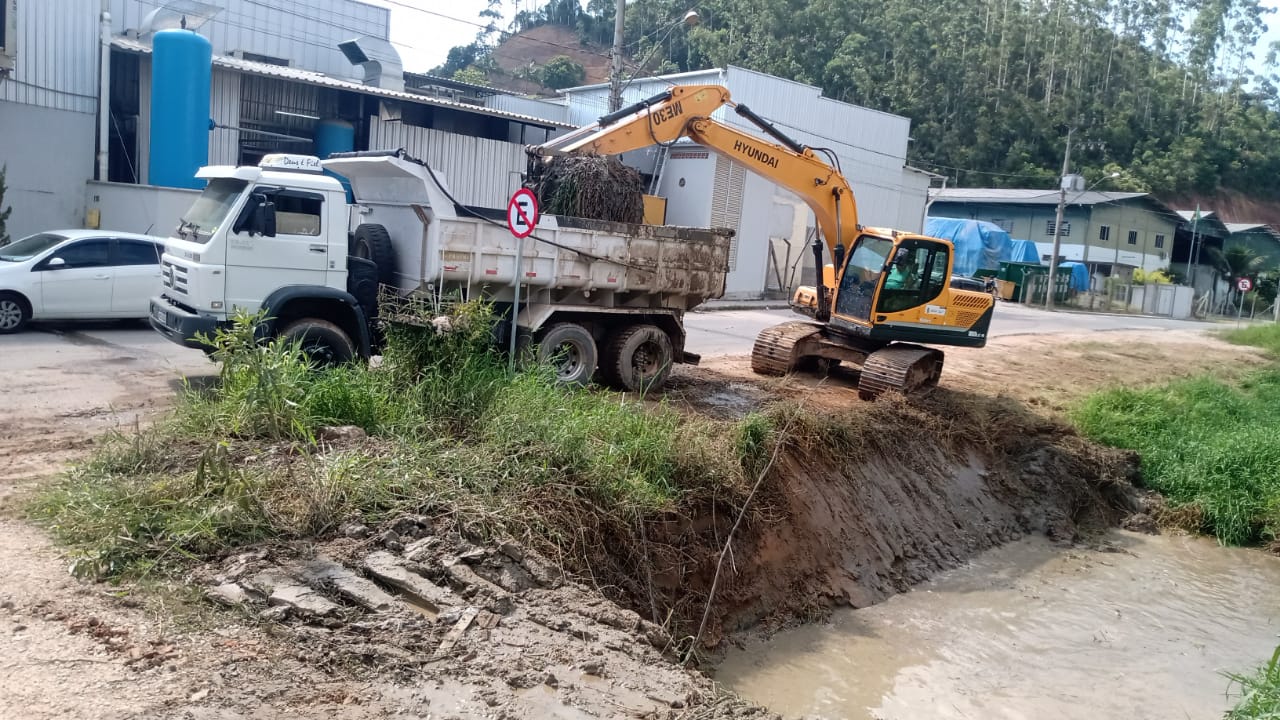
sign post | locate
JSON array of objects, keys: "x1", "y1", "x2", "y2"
[
  {"x1": 506, "y1": 188, "x2": 540, "y2": 367},
  {"x1": 1236, "y1": 277, "x2": 1252, "y2": 328}
]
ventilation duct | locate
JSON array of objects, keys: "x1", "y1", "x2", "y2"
[{"x1": 338, "y1": 36, "x2": 404, "y2": 92}]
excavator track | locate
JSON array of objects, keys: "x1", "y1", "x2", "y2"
[
  {"x1": 856, "y1": 344, "x2": 945, "y2": 400},
  {"x1": 750, "y1": 321, "x2": 825, "y2": 376}
]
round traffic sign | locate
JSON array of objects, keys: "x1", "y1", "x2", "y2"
[
  {"x1": 1237, "y1": 277, "x2": 1253, "y2": 293},
  {"x1": 507, "y1": 188, "x2": 540, "y2": 239}
]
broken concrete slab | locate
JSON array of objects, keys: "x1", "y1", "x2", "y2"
[
  {"x1": 362, "y1": 551, "x2": 456, "y2": 613},
  {"x1": 297, "y1": 557, "x2": 401, "y2": 613},
  {"x1": 249, "y1": 571, "x2": 341, "y2": 617},
  {"x1": 446, "y1": 563, "x2": 509, "y2": 599},
  {"x1": 206, "y1": 583, "x2": 253, "y2": 607}
]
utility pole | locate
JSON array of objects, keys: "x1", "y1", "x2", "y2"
[
  {"x1": 608, "y1": 0, "x2": 626, "y2": 112},
  {"x1": 1045, "y1": 127, "x2": 1074, "y2": 310}
]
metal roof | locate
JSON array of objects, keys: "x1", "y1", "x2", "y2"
[
  {"x1": 111, "y1": 37, "x2": 574, "y2": 129},
  {"x1": 1226, "y1": 222, "x2": 1280, "y2": 239},
  {"x1": 1176, "y1": 209, "x2": 1218, "y2": 221},
  {"x1": 929, "y1": 188, "x2": 1148, "y2": 206}
]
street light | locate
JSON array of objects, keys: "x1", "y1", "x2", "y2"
[{"x1": 609, "y1": 8, "x2": 701, "y2": 111}]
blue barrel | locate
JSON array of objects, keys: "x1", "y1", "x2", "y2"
[
  {"x1": 315, "y1": 119, "x2": 356, "y2": 202},
  {"x1": 314, "y1": 119, "x2": 355, "y2": 159},
  {"x1": 148, "y1": 29, "x2": 212, "y2": 189}
]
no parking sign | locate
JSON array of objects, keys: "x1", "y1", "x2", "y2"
[{"x1": 507, "y1": 188, "x2": 540, "y2": 239}]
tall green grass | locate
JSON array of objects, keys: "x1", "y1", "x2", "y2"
[
  {"x1": 1073, "y1": 369, "x2": 1280, "y2": 546},
  {"x1": 1221, "y1": 323, "x2": 1280, "y2": 358},
  {"x1": 1226, "y1": 646, "x2": 1280, "y2": 719},
  {"x1": 31, "y1": 304, "x2": 750, "y2": 578}
]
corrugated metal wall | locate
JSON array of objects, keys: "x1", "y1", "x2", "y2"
[
  {"x1": 485, "y1": 95, "x2": 569, "y2": 126},
  {"x1": 209, "y1": 67, "x2": 241, "y2": 165},
  {"x1": 369, "y1": 117, "x2": 525, "y2": 209},
  {"x1": 108, "y1": 0, "x2": 388, "y2": 80},
  {"x1": 0, "y1": 0, "x2": 99, "y2": 113}
]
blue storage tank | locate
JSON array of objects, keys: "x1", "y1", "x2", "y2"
[
  {"x1": 315, "y1": 120, "x2": 356, "y2": 202},
  {"x1": 148, "y1": 29, "x2": 212, "y2": 189}
]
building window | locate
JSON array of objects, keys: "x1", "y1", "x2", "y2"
[
  {"x1": 0, "y1": 0, "x2": 15, "y2": 73},
  {"x1": 1047, "y1": 220, "x2": 1071, "y2": 237},
  {"x1": 1154, "y1": 234, "x2": 1165, "y2": 249},
  {"x1": 1127, "y1": 230, "x2": 1138, "y2": 245},
  {"x1": 989, "y1": 218, "x2": 1013, "y2": 233},
  {"x1": 1098, "y1": 225, "x2": 1111, "y2": 241}
]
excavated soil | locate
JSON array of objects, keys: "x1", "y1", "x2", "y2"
[{"x1": 0, "y1": 324, "x2": 1266, "y2": 718}]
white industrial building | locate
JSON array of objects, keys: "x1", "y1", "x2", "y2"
[
  {"x1": 556, "y1": 68, "x2": 934, "y2": 299},
  {"x1": 0, "y1": 0, "x2": 568, "y2": 241},
  {"x1": 0, "y1": 2, "x2": 927, "y2": 300}
]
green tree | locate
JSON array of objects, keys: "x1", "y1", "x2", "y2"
[
  {"x1": 0, "y1": 165, "x2": 12, "y2": 246},
  {"x1": 540, "y1": 55, "x2": 586, "y2": 90},
  {"x1": 452, "y1": 66, "x2": 490, "y2": 87}
]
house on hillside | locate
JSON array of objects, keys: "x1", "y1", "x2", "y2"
[
  {"x1": 0, "y1": 0, "x2": 571, "y2": 240},
  {"x1": 553, "y1": 67, "x2": 934, "y2": 300},
  {"x1": 928, "y1": 188, "x2": 1183, "y2": 288}
]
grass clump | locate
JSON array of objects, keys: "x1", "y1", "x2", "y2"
[
  {"x1": 1221, "y1": 323, "x2": 1280, "y2": 358},
  {"x1": 1073, "y1": 371, "x2": 1280, "y2": 545},
  {"x1": 1226, "y1": 646, "x2": 1280, "y2": 719},
  {"x1": 31, "y1": 302, "x2": 748, "y2": 579}
]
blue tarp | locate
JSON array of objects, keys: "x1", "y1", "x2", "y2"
[
  {"x1": 1009, "y1": 239, "x2": 1042, "y2": 264},
  {"x1": 925, "y1": 217, "x2": 1013, "y2": 277},
  {"x1": 1058, "y1": 261, "x2": 1090, "y2": 291}
]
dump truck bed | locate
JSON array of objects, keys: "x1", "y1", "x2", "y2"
[{"x1": 323, "y1": 152, "x2": 732, "y2": 311}]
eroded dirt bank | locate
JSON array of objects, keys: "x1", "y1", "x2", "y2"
[{"x1": 1, "y1": 324, "x2": 1266, "y2": 718}]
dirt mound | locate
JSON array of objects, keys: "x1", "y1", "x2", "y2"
[
  {"x1": 192, "y1": 522, "x2": 775, "y2": 718},
  {"x1": 572, "y1": 387, "x2": 1141, "y2": 650}
]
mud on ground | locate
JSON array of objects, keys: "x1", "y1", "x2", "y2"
[{"x1": 0, "y1": 325, "x2": 1266, "y2": 719}]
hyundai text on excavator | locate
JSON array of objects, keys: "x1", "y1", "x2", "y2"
[{"x1": 529, "y1": 85, "x2": 995, "y2": 398}]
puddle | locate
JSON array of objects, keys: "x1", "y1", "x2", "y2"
[{"x1": 718, "y1": 531, "x2": 1280, "y2": 719}]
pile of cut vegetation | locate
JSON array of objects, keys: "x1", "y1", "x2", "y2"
[{"x1": 529, "y1": 154, "x2": 645, "y2": 223}]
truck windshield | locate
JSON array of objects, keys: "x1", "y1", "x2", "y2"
[{"x1": 179, "y1": 179, "x2": 248, "y2": 240}]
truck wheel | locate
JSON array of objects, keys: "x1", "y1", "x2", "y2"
[
  {"x1": 604, "y1": 324, "x2": 673, "y2": 393},
  {"x1": 352, "y1": 224, "x2": 397, "y2": 287},
  {"x1": 280, "y1": 318, "x2": 355, "y2": 367},
  {"x1": 0, "y1": 293, "x2": 30, "y2": 333},
  {"x1": 537, "y1": 323, "x2": 597, "y2": 386}
]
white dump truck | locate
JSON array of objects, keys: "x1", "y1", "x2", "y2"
[{"x1": 149, "y1": 150, "x2": 732, "y2": 390}]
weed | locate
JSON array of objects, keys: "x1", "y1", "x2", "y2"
[
  {"x1": 1225, "y1": 645, "x2": 1280, "y2": 719},
  {"x1": 1221, "y1": 323, "x2": 1280, "y2": 358},
  {"x1": 1073, "y1": 370, "x2": 1280, "y2": 545}
]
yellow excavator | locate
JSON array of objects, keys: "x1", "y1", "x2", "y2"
[{"x1": 530, "y1": 85, "x2": 994, "y2": 398}]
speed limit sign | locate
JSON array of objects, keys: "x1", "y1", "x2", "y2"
[{"x1": 1237, "y1": 277, "x2": 1253, "y2": 293}]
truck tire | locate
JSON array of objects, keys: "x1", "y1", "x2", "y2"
[
  {"x1": 0, "y1": 293, "x2": 31, "y2": 334},
  {"x1": 603, "y1": 324, "x2": 673, "y2": 393},
  {"x1": 280, "y1": 318, "x2": 355, "y2": 367},
  {"x1": 352, "y1": 223, "x2": 397, "y2": 287},
  {"x1": 537, "y1": 323, "x2": 597, "y2": 386}
]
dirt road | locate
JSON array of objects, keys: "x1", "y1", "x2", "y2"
[{"x1": 0, "y1": 314, "x2": 1269, "y2": 719}]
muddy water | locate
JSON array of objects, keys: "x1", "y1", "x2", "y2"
[{"x1": 718, "y1": 531, "x2": 1280, "y2": 719}]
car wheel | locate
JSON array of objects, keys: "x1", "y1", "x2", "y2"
[
  {"x1": 280, "y1": 318, "x2": 356, "y2": 367},
  {"x1": 0, "y1": 293, "x2": 31, "y2": 333},
  {"x1": 537, "y1": 322, "x2": 597, "y2": 386}
]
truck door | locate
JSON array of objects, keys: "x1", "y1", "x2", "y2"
[{"x1": 225, "y1": 188, "x2": 329, "y2": 312}]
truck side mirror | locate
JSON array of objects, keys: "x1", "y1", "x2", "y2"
[{"x1": 249, "y1": 194, "x2": 277, "y2": 238}]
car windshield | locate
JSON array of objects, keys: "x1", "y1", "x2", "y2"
[
  {"x1": 179, "y1": 178, "x2": 248, "y2": 241},
  {"x1": 0, "y1": 233, "x2": 68, "y2": 262}
]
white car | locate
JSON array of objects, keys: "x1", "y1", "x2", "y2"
[{"x1": 0, "y1": 229, "x2": 166, "y2": 333}]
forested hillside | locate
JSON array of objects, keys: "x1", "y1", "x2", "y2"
[{"x1": 440, "y1": 0, "x2": 1280, "y2": 200}]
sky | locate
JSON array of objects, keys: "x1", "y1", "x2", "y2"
[
  {"x1": 372, "y1": 0, "x2": 1280, "y2": 78},
  {"x1": 362, "y1": 0, "x2": 525, "y2": 73}
]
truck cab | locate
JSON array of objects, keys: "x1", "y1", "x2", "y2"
[{"x1": 150, "y1": 154, "x2": 375, "y2": 362}]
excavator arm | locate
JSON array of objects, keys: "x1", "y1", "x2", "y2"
[{"x1": 532, "y1": 85, "x2": 862, "y2": 265}]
